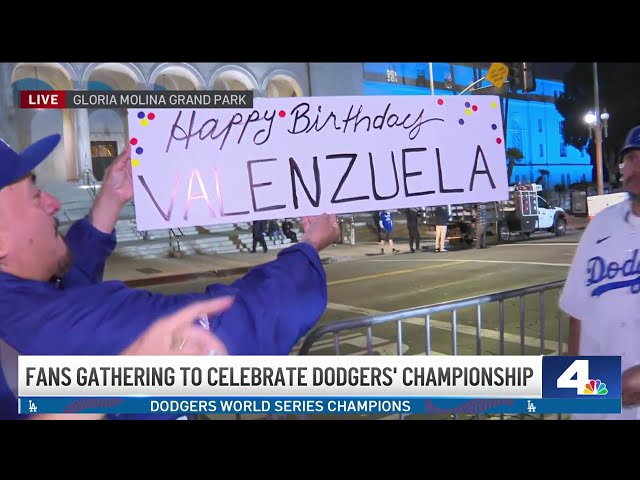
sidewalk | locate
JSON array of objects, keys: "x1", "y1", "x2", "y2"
[
  {"x1": 108, "y1": 214, "x2": 589, "y2": 287},
  {"x1": 107, "y1": 241, "x2": 407, "y2": 287}
]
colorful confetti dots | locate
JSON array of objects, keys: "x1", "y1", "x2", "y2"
[
  {"x1": 130, "y1": 138, "x2": 138, "y2": 146},
  {"x1": 496, "y1": 138, "x2": 502, "y2": 144},
  {"x1": 465, "y1": 109, "x2": 472, "y2": 116},
  {"x1": 135, "y1": 147, "x2": 143, "y2": 155},
  {"x1": 141, "y1": 118, "x2": 149, "y2": 127},
  {"x1": 465, "y1": 102, "x2": 470, "y2": 108},
  {"x1": 472, "y1": 105, "x2": 478, "y2": 112},
  {"x1": 148, "y1": 112, "x2": 155, "y2": 120},
  {"x1": 137, "y1": 112, "x2": 145, "y2": 119},
  {"x1": 132, "y1": 159, "x2": 140, "y2": 167},
  {"x1": 491, "y1": 101, "x2": 497, "y2": 108},
  {"x1": 459, "y1": 119, "x2": 465, "y2": 125},
  {"x1": 491, "y1": 124, "x2": 497, "y2": 130},
  {"x1": 437, "y1": 99, "x2": 444, "y2": 105}
]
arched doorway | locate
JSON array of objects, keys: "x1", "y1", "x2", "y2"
[
  {"x1": 85, "y1": 63, "x2": 143, "y2": 181},
  {"x1": 264, "y1": 74, "x2": 303, "y2": 98}
]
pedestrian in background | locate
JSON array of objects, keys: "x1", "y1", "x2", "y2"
[
  {"x1": 434, "y1": 205, "x2": 449, "y2": 252},
  {"x1": 404, "y1": 208, "x2": 421, "y2": 253}
]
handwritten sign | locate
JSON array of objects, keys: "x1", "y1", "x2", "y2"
[
  {"x1": 127, "y1": 95, "x2": 509, "y2": 231},
  {"x1": 486, "y1": 63, "x2": 509, "y2": 90}
]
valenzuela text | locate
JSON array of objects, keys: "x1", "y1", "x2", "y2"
[{"x1": 139, "y1": 103, "x2": 498, "y2": 222}]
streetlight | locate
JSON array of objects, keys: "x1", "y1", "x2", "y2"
[
  {"x1": 584, "y1": 106, "x2": 609, "y2": 196},
  {"x1": 587, "y1": 63, "x2": 608, "y2": 196}
]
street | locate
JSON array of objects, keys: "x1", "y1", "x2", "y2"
[
  {"x1": 139, "y1": 231, "x2": 579, "y2": 358},
  {"x1": 139, "y1": 232, "x2": 580, "y2": 419},
  {"x1": 136, "y1": 231, "x2": 580, "y2": 420}
]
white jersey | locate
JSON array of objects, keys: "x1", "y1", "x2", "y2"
[{"x1": 559, "y1": 200, "x2": 640, "y2": 420}]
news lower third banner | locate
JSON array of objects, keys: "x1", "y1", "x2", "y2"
[
  {"x1": 19, "y1": 90, "x2": 253, "y2": 109},
  {"x1": 17, "y1": 356, "x2": 621, "y2": 416}
]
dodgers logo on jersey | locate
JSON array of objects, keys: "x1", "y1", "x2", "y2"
[{"x1": 586, "y1": 248, "x2": 640, "y2": 297}]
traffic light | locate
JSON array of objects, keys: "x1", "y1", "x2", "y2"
[
  {"x1": 508, "y1": 62, "x2": 523, "y2": 92},
  {"x1": 522, "y1": 63, "x2": 536, "y2": 93},
  {"x1": 508, "y1": 62, "x2": 536, "y2": 93}
]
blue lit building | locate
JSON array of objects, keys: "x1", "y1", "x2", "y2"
[{"x1": 361, "y1": 63, "x2": 592, "y2": 189}]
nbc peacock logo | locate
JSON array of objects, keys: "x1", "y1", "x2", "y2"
[{"x1": 583, "y1": 379, "x2": 608, "y2": 395}]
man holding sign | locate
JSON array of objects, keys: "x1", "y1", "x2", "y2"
[{"x1": 0, "y1": 134, "x2": 338, "y2": 420}]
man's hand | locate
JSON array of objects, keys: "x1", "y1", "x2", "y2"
[
  {"x1": 89, "y1": 146, "x2": 134, "y2": 234},
  {"x1": 300, "y1": 214, "x2": 341, "y2": 252},
  {"x1": 101, "y1": 145, "x2": 134, "y2": 206},
  {"x1": 622, "y1": 364, "x2": 640, "y2": 407},
  {"x1": 122, "y1": 296, "x2": 233, "y2": 356},
  {"x1": 30, "y1": 297, "x2": 233, "y2": 420}
]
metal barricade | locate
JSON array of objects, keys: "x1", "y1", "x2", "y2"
[
  {"x1": 293, "y1": 279, "x2": 569, "y2": 421},
  {"x1": 221, "y1": 280, "x2": 570, "y2": 421}
]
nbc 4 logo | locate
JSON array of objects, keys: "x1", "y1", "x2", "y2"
[{"x1": 557, "y1": 360, "x2": 608, "y2": 396}]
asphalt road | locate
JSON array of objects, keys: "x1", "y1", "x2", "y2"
[
  {"x1": 140, "y1": 231, "x2": 579, "y2": 355},
  {"x1": 139, "y1": 231, "x2": 580, "y2": 420}
]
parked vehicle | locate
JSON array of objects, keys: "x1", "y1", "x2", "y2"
[
  {"x1": 422, "y1": 182, "x2": 567, "y2": 246},
  {"x1": 587, "y1": 191, "x2": 628, "y2": 221},
  {"x1": 492, "y1": 183, "x2": 567, "y2": 242}
]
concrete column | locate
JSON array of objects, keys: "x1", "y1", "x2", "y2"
[{"x1": 73, "y1": 108, "x2": 92, "y2": 181}]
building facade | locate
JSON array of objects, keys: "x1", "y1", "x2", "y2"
[
  {"x1": 0, "y1": 62, "x2": 588, "y2": 204},
  {"x1": 361, "y1": 62, "x2": 592, "y2": 190}
]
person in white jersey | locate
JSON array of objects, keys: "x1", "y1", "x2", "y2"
[{"x1": 559, "y1": 124, "x2": 640, "y2": 420}]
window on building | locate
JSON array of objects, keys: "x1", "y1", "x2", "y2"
[
  {"x1": 509, "y1": 115, "x2": 523, "y2": 152},
  {"x1": 539, "y1": 144, "x2": 544, "y2": 157},
  {"x1": 560, "y1": 141, "x2": 567, "y2": 157},
  {"x1": 538, "y1": 119, "x2": 543, "y2": 133}
]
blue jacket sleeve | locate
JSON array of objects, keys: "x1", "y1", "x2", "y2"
[
  {"x1": 6, "y1": 242, "x2": 327, "y2": 357},
  {"x1": 61, "y1": 216, "x2": 117, "y2": 288},
  {"x1": 212, "y1": 241, "x2": 327, "y2": 355}
]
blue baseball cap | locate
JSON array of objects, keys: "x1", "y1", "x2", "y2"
[
  {"x1": 0, "y1": 134, "x2": 61, "y2": 190},
  {"x1": 620, "y1": 125, "x2": 640, "y2": 156}
]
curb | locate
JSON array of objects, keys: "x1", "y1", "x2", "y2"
[
  {"x1": 124, "y1": 267, "x2": 251, "y2": 288},
  {"x1": 124, "y1": 256, "x2": 340, "y2": 288}
]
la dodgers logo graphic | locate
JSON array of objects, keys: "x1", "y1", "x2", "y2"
[{"x1": 587, "y1": 248, "x2": 640, "y2": 296}]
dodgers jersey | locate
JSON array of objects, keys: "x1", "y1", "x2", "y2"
[{"x1": 559, "y1": 200, "x2": 640, "y2": 420}]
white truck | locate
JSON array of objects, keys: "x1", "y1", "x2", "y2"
[
  {"x1": 587, "y1": 192, "x2": 629, "y2": 220},
  {"x1": 423, "y1": 183, "x2": 567, "y2": 246},
  {"x1": 492, "y1": 183, "x2": 567, "y2": 242}
]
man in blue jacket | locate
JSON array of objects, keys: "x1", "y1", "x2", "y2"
[{"x1": 0, "y1": 134, "x2": 338, "y2": 420}]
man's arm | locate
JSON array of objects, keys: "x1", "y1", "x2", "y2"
[
  {"x1": 568, "y1": 316, "x2": 581, "y2": 356},
  {"x1": 13, "y1": 216, "x2": 338, "y2": 358},
  {"x1": 61, "y1": 147, "x2": 133, "y2": 288},
  {"x1": 16, "y1": 243, "x2": 326, "y2": 357},
  {"x1": 30, "y1": 297, "x2": 233, "y2": 420},
  {"x1": 559, "y1": 220, "x2": 597, "y2": 356}
]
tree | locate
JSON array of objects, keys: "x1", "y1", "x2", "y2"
[
  {"x1": 535, "y1": 169, "x2": 550, "y2": 188},
  {"x1": 555, "y1": 63, "x2": 640, "y2": 186},
  {"x1": 506, "y1": 147, "x2": 524, "y2": 183}
]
